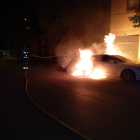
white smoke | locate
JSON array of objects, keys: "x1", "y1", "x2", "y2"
[
  {"x1": 90, "y1": 43, "x2": 107, "y2": 54},
  {"x1": 55, "y1": 39, "x2": 83, "y2": 68},
  {"x1": 55, "y1": 38, "x2": 107, "y2": 72}
]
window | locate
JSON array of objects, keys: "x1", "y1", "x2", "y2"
[
  {"x1": 92, "y1": 55, "x2": 115, "y2": 62},
  {"x1": 102, "y1": 55, "x2": 116, "y2": 62},
  {"x1": 92, "y1": 55, "x2": 102, "y2": 61},
  {"x1": 127, "y1": 0, "x2": 136, "y2": 11},
  {"x1": 112, "y1": 55, "x2": 132, "y2": 62}
]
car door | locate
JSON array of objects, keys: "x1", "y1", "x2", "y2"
[
  {"x1": 92, "y1": 55, "x2": 103, "y2": 71},
  {"x1": 100, "y1": 55, "x2": 120, "y2": 78}
]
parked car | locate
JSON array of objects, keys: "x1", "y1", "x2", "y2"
[
  {"x1": 91, "y1": 54, "x2": 140, "y2": 82},
  {"x1": 66, "y1": 54, "x2": 140, "y2": 82}
]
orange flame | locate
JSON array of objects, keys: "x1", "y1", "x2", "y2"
[
  {"x1": 72, "y1": 49, "x2": 93, "y2": 76},
  {"x1": 104, "y1": 33, "x2": 117, "y2": 55},
  {"x1": 105, "y1": 33, "x2": 123, "y2": 56},
  {"x1": 90, "y1": 70, "x2": 106, "y2": 79},
  {"x1": 72, "y1": 49, "x2": 106, "y2": 79},
  {"x1": 72, "y1": 33, "x2": 123, "y2": 79}
]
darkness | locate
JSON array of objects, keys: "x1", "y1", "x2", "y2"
[
  {"x1": 0, "y1": 0, "x2": 111, "y2": 49},
  {"x1": 0, "y1": 0, "x2": 41, "y2": 49},
  {"x1": 38, "y1": 0, "x2": 111, "y2": 43}
]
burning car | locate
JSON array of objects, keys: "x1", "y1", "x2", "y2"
[
  {"x1": 91, "y1": 54, "x2": 140, "y2": 82},
  {"x1": 59, "y1": 33, "x2": 140, "y2": 82},
  {"x1": 66, "y1": 53, "x2": 140, "y2": 82}
]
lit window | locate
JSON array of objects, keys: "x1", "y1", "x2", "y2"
[{"x1": 127, "y1": 0, "x2": 136, "y2": 11}]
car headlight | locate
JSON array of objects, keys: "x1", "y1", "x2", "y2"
[{"x1": 137, "y1": 67, "x2": 140, "y2": 71}]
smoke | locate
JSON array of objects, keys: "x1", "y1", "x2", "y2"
[
  {"x1": 38, "y1": 0, "x2": 111, "y2": 67},
  {"x1": 90, "y1": 43, "x2": 107, "y2": 54},
  {"x1": 55, "y1": 37, "x2": 83, "y2": 68},
  {"x1": 55, "y1": 36, "x2": 107, "y2": 69},
  {"x1": 38, "y1": 0, "x2": 110, "y2": 36}
]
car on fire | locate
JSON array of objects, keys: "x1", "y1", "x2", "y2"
[
  {"x1": 66, "y1": 54, "x2": 140, "y2": 82},
  {"x1": 91, "y1": 54, "x2": 140, "y2": 82}
]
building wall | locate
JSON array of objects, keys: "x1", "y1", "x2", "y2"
[
  {"x1": 114, "y1": 35, "x2": 139, "y2": 62},
  {"x1": 30, "y1": 39, "x2": 38, "y2": 56},
  {"x1": 111, "y1": 0, "x2": 127, "y2": 15},
  {"x1": 110, "y1": 0, "x2": 140, "y2": 35},
  {"x1": 110, "y1": 0, "x2": 140, "y2": 62},
  {"x1": 30, "y1": 35, "x2": 57, "y2": 57}
]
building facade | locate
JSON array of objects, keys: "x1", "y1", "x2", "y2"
[
  {"x1": 110, "y1": 0, "x2": 140, "y2": 62},
  {"x1": 30, "y1": 35, "x2": 56, "y2": 57}
]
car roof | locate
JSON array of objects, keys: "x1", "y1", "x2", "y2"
[
  {"x1": 93, "y1": 54, "x2": 110, "y2": 56},
  {"x1": 93, "y1": 54, "x2": 121, "y2": 56}
]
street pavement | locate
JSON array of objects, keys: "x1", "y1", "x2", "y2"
[
  {"x1": 1, "y1": 57, "x2": 140, "y2": 140},
  {"x1": 0, "y1": 58, "x2": 86, "y2": 140},
  {"x1": 26, "y1": 62, "x2": 140, "y2": 140}
]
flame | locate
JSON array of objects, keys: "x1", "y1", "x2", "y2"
[
  {"x1": 104, "y1": 33, "x2": 123, "y2": 56},
  {"x1": 90, "y1": 70, "x2": 106, "y2": 79},
  {"x1": 72, "y1": 49, "x2": 93, "y2": 76},
  {"x1": 71, "y1": 33, "x2": 123, "y2": 79},
  {"x1": 72, "y1": 49, "x2": 106, "y2": 79},
  {"x1": 104, "y1": 33, "x2": 117, "y2": 55}
]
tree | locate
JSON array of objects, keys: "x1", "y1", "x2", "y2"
[{"x1": 128, "y1": 0, "x2": 140, "y2": 27}]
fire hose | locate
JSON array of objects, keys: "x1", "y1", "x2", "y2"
[{"x1": 24, "y1": 58, "x2": 91, "y2": 140}]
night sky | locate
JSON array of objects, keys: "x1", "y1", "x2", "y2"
[
  {"x1": 0, "y1": 0, "x2": 111, "y2": 49},
  {"x1": 38, "y1": 0, "x2": 111, "y2": 41}
]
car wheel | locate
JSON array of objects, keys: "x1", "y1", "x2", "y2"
[{"x1": 121, "y1": 69, "x2": 135, "y2": 82}]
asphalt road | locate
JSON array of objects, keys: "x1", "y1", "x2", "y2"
[
  {"x1": 0, "y1": 59, "x2": 86, "y2": 140},
  {"x1": 1, "y1": 58, "x2": 140, "y2": 140},
  {"x1": 27, "y1": 64, "x2": 140, "y2": 140}
]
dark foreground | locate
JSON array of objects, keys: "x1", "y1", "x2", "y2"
[
  {"x1": 1, "y1": 58, "x2": 140, "y2": 140},
  {"x1": 0, "y1": 59, "x2": 86, "y2": 140},
  {"x1": 27, "y1": 64, "x2": 140, "y2": 140}
]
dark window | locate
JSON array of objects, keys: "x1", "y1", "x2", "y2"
[
  {"x1": 92, "y1": 55, "x2": 102, "y2": 61},
  {"x1": 112, "y1": 55, "x2": 132, "y2": 62},
  {"x1": 127, "y1": 0, "x2": 136, "y2": 11},
  {"x1": 93, "y1": 55, "x2": 115, "y2": 62},
  {"x1": 102, "y1": 55, "x2": 115, "y2": 62}
]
